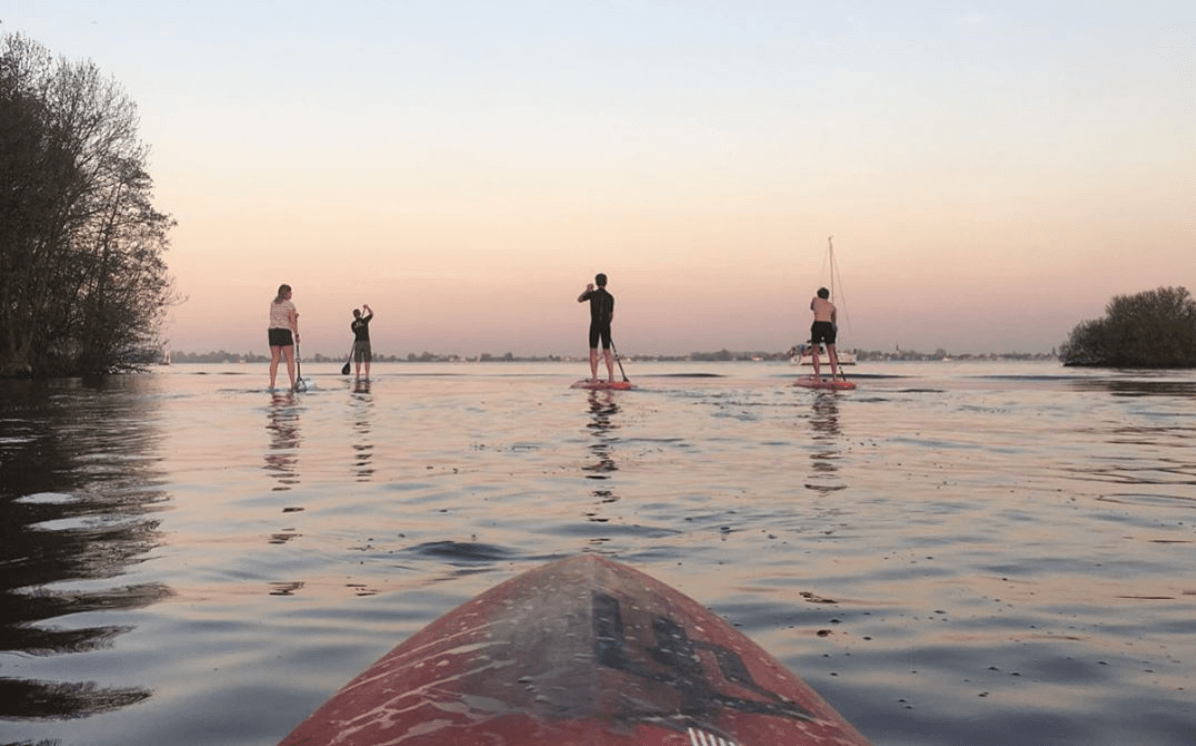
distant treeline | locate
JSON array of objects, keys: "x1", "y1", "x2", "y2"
[{"x1": 170, "y1": 348, "x2": 1058, "y2": 364}]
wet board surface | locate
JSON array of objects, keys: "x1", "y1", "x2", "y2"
[
  {"x1": 278, "y1": 554, "x2": 872, "y2": 746},
  {"x1": 793, "y1": 377, "x2": 857, "y2": 391},
  {"x1": 571, "y1": 379, "x2": 635, "y2": 390}
]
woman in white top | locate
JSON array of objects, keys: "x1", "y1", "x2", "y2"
[{"x1": 268, "y1": 284, "x2": 300, "y2": 390}]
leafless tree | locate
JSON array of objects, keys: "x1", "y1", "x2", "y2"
[{"x1": 1, "y1": 32, "x2": 175, "y2": 376}]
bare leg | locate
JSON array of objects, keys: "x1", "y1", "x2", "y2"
[
  {"x1": 283, "y1": 346, "x2": 296, "y2": 389},
  {"x1": 603, "y1": 349, "x2": 615, "y2": 382},
  {"x1": 828, "y1": 344, "x2": 841, "y2": 380},
  {"x1": 269, "y1": 346, "x2": 282, "y2": 389},
  {"x1": 811, "y1": 344, "x2": 822, "y2": 381},
  {"x1": 588, "y1": 348, "x2": 599, "y2": 381}
]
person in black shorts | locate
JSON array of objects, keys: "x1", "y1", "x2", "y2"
[
  {"x1": 350, "y1": 303, "x2": 374, "y2": 378},
  {"x1": 577, "y1": 273, "x2": 615, "y2": 382},
  {"x1": 268, "y1": 284, "x2": 300, "y2": 390},
  {"x1": 809, "y1": 287, "x2": 842, "y2": 381}
]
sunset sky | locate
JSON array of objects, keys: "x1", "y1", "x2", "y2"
[{"x1": 6, "y1": 2, "x2": 1194, "y2": 357}]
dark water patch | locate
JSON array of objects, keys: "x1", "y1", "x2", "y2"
[
  {"x1": 888, "y1": 387, "x2": 947, "y2": 394},
  {"x1": 400, "y1": 540, "x2": 514, "y2": 563},
  {"x1": 808, "y1": 373, "x2": 910, "y2": 380},
  {"x1": 1096, "y1": 493, "x2": 1196, "y2": 509},
  {"x1": 973, "y1": 374, "x2": 1076, "y2": 382},
  {"x1": 0, "y1": 376, "x2": 171, "y2": 725},
  {"x1": 545, "y1": 521, "x2": 683, "y2": 540},
  {"x1": 847, "y1": 705, "x2": 1102, "y2": 746},
  {"x1": 889, "y1": 435, "x2": 986, "y2": 451},
  {"x1": 1070, "y1": 378, "x2": 1196, "y2": 397},
  {"x1": 995, "y1": 650, "x2": 1118, "y2": 685}
]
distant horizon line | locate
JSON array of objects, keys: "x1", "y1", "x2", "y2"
[{"x1": 163, "y1": 348, "x2": 1059, "y2": 364}]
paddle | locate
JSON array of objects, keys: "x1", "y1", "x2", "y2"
[
  {"x1": 341, "y1": 347, "x2": 351, "y2": 376},
  {"x1": 294, "y1": 342, "x2": 307, "y2": 392},
  {"x1": 610, "y1": 337, "x2": 629, "y2": 383}
]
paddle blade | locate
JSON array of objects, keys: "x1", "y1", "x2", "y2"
[{"x1": 341, "y1": 361, "x2": 351, "y2": 375}]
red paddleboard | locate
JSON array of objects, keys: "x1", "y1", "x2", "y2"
[
  {"x1": 794, "y1": 376, "x2": 856, "y2": 391},
  {"x1": 278, "y1": 554, "x2": 872, "y2": 746},
  {"x1": 571, "y1": 379, "x2": 635, "y2": 390}
]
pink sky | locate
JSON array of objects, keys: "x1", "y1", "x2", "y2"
[{"x1": 9, "y1": 2, "x2": 1194, "y2": 357}]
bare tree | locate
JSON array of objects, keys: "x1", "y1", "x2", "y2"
[{"x1": 1, "y1": 32, "x2": 175, "y2": 376}]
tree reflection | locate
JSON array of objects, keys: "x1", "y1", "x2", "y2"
[
  {"x1": 0, "y1": 677, "x2": 151, "y2": 719},
  {"x1": 0, "y1": 376, "x2": 169, "y2": 721}
]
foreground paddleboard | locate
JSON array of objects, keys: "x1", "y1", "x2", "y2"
[
  {"x1": 279, "y1": 554, "x2": 871, "y2": 746},
  {"x1": 794, "y1": 376, "x2": 856, "y2": 391},
  {"x1": 571, "y1": 379, "x2": 635, "y2": 390}
]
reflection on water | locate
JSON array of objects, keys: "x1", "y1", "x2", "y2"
[
  {"x1": 264, "y1": 392, "x2": 302, "y2": 491},
  {"x1": 1062, "y1": 376, "x2": 1196, "y2": 504},
  {"x1": 0, "y1": 377, "x2": 170, "y2": 722},
  {"x1": 1070, "y1": 377, "x2": 1196, "y2": 398},
  {"x1": 805, "y1": 391, "x2": 844, "y2": 493},
  {"x1": 2, "y1": 363, "x2": 1195, "y2": 746},
  {"x1": 350, "y1": 381, "x2": 375, "y2": 482},
  {"x1": 583, "y1": 391, "x2": 621, "y2": 521}
]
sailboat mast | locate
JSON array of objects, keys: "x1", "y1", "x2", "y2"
[{"x1": 828, "y1": 235, "x2": 835, "y2": 301}]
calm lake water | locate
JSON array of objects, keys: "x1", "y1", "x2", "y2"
[{"x1": 2, "y1": 360, "x2": 1194, "y2": 745}]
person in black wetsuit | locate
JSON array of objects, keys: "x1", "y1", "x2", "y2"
[
  {"x1": 350, "y1": 303, "x2": 374, "y2": 378},
  {"x1": 577, "y1": 273, "x2": 615, "y2": 383}
]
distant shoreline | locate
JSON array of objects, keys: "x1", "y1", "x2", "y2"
[{"x1": 166, "y1": 349, "x2": 1060, "y2": 365}]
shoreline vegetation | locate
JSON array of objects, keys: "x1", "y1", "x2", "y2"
[
  {"x1": 1, "y1": 34, "x2": 175, "y2": 379},
  {"x1": 1059, "y1": 286, "x2": 1196, "y2": 368},
  {"x1": 168, "y1": 349, "x2": 1059, "y2": 365}
]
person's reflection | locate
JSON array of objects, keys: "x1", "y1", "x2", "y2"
[
  {"x1": 806, "y1": 392, "x2": 845, "y2": 493},
  {"x1": 264, "y1": 392, "x2": 301, "y2": 491},
  {"x1": 583, "y1": 391, "x2": 620, "y2": 518},
  {"x1": 350, "y1": 380, "x2": 374, "y2": 482}
]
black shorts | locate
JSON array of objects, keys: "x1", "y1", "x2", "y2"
[
  {"x1": 588, "y1": 323, "x2": 612, "y2": 350},
  {"x1": 810, "y1": 321, "x2": 836, "y2": 346},
  {"x1": 268, "y1": 328, "x2": 294, "y2": 347}
]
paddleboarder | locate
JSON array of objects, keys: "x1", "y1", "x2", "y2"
[
  {"x1": 577, "y1": 273, "x2": 615, "y2": 383},
  {"x1": 268, "y1": 284, "x2": 300, "y2": 391},
  {"x1": 809, "y1": 287, "x2": 843, "y2": 382},
  {"x1": 350, "y1": 303, "x2": 374, "y2": 378}
]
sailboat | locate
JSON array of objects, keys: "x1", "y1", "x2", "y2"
[{"x1": 791, "y1": 236, "x2": 857, "y2": 366}]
